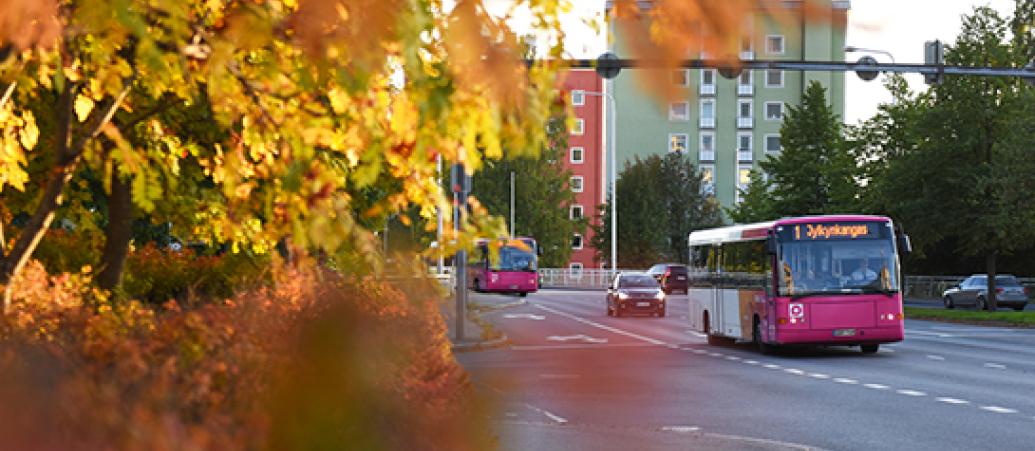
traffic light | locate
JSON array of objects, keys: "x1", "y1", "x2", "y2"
[{"x1": 924, "y1": 40, "x2": 944, "y2": 85}]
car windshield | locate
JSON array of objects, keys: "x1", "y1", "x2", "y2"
[
  {"x1": 778, "y1": 235, "x2": 901, "y2": 296},
  {"x1": 619, "y1": 276, "x2": 659, "y2": 288}
]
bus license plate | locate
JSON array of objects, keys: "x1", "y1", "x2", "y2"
[
  {"x1": 509, "y1": 284, "x2": 518, "y2": 289},
  {"x1": 833, "y1": 329, "x2": 856, "y2": 337},
  {"x1": 637, "y1": 302, "x2": 651, "y2": 307}
]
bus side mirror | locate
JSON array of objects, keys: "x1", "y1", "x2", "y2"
[
  {"x1": 766, "y1": 235, "x2": 778, "y2": 255},
  {"x1": 897, "y1": 234, "x2": 912, "y2": 256}
]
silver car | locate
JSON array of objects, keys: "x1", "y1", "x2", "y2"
[{"x1": 942, "y1": 275, "x2": 1029, "y2": 311}]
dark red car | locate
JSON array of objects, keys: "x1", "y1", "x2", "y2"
[{"x1": 647, "y1": 263, "x2": 689, "y2": 294}]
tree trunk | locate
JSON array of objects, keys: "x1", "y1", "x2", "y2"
[
  {"x1": 97, "y1": 172, "x2": 134, "y2": 291},
  {"x1": 986, "y1": 251, "x2": 998, "y2": 311},
  {"x1": 0, "y1": 83, "x2": 75, "y2": 310}
]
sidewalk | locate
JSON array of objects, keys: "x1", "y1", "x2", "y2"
[{"x1": 442, "y1": 293, "x2": 524, "y2": 351}]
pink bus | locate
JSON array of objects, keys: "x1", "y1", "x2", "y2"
[
  {"x1": 469, "y1": 237, "x2": 539, "y2": 296},
  {"x1": 687, "y1": 215, "x2": 912, "y2": 354}
]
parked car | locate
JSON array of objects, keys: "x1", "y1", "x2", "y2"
[
  {"x1": 942, "y1": 274, "x2": 1029, "y2": 311},
  {"x1": 646, "y1": 263, "x2": 689, "y2": 294},
  {"x1": 607, "y1": 272, "x2": 666, "y2": 318}
]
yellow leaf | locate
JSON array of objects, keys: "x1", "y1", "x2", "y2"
[{"x1": 74, "y1": 95, "x2": 94, "y2": 122}]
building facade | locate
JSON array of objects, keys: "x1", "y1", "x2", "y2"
[
  {"x1": 608, "y1": 0, "x2": 849, "y2": 212},
  {"x1": 560, "y1": 69, "x2": 605, "y2": 270}
]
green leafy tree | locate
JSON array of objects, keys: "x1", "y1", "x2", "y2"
[
  {"x1": 471, "y1": 115, "x2": 583, "y2": 267},
  {"x1": 863, "y1": 7, "x2": 1035, "y2": 309},
  {"x1": 592, "y1": 153, "x2": 721, "y2": 268},
  {"x1": 730, "y1": 81, "x2": 858, "y2": 223}
]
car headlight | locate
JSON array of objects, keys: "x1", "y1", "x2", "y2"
[
  {"x1": 618, "y1": 292, "x2": 629, "y2": 300},
  {"x1": 655, "y1": 291, "x2": 666, "y2": 300}
]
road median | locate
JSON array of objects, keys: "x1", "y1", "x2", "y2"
[{"x1": 904, "y1": 307, "x2": 1035, "y2": 328}]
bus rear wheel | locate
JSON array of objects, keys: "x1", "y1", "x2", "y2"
[{"x1": 861, "y1": 344, "x2": 879, "y2": 354}]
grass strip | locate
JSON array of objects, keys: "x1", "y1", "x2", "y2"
[{"x1": 905, "y1": 306, "x2": 1035, "y2": 328}]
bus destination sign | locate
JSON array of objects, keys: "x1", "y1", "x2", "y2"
[{"x1": 786, "y1": 222, "x2": 883, "y2": 241}]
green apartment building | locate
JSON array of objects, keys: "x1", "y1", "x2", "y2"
[{"x1": 607, "y1": 0, "x2": 849, "y2": 212}]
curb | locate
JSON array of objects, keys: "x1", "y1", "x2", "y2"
[{"x1": 450, "y1": 334, "x2": 510, "y2": 352}]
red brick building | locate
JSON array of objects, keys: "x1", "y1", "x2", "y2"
[{"x1": 560, "y1": 70, "x2": 605, "y2": 270}]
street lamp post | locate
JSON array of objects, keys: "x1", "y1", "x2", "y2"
[{"x1": 581, "y1": 90, "x2": 617, "y2": 274}]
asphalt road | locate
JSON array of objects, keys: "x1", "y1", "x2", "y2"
[{"x1": 456, "y1": 289, "x2": 1035, "y2": 451}]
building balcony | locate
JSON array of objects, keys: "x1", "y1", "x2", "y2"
[
  {"x1": 700, "y1": 84, "x2": 716, "y2": 96},
  {"x1": 737, "y1": 84, "x2": 753, "y2": 96},
  {"x1": 738, "y1": 150, "x2": 753, "y2": 162},
  {"x1": 737, "y1": 117, "x2": 753, "y2": 128},
  {"x1": 700, "y1": 117, "x2": 716, "y2": 128},
  {"x1": 699, "y1": 150, "x2": 715, "y2": 162}
]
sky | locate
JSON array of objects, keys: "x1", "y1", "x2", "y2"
[{"x1": 488, "y1": 0, "x2": 1019, "y2": 124}]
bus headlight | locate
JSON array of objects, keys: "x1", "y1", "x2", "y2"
[{"x1": 618, "y1": 292, "x2": 629, "y2": 300}]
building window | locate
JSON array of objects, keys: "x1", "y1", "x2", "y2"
[
  {"x1": 571, "y1": 118, "x2": 585, "y2": 135},
  {"x1": 669, "y1": 101, "x2": 690, "y2": 121},
  {"x1": 570, "y1": 204, "x2": 584, "y2": 220},
  {"x1": 669, "y1": 133, "x2": 689, "y2": 153},
  {"x1": 738, "y1": 70, "x2": 754, "y2": 96},
  {"x1": 765, "y1": 134, "x2": 782, "y2": 153},
  {"x1": 572, "y1": 234, "x2": 584, "y2": 250},
  {"x1": 765, "y1": 70, "x2": 784, "y2": 88},
  {"x1": 672, "y1": 69, "x2": 689, "y2": 87},
  {"x1": 699, "y1": 132, "x2": 715, "y2": 161},
  {"x1": 569, "y1": 262, "x2": 584, "y2": 277},
  {"x1": 700, "y1": 69, "x2": 716, "y2": 95},
  {"x1": 737, "y1": 132, "x2": 753, "y2": 161},
  {"x1": 765, "y1": 102, "x2": 784, "y2": 121},
  {"x1": 571, "y1": 176, "x2": 584, "y2": 193},
  {"x1": 737, "y1": 99, "x2": 753, "y2": 128},
  {"x1": 739, "y1": 36, "x2": 754, "y2": 60},
  {"x1": 571, "y1": 90, "x2": 585, "y2": 106},
  {"x1": 766, "y1": 35, "x2": 785, "y2": 55},
  {"x1": 699, "y1": 164, "x2": 715, "y2": 195},
  {"x1": 737, "y1": 164, "x2": 753, "y2": 203},
  {"x1": 570, "y1": 147, "x2": 584, "y2": 164},
  {"x1": 700, "y1": 99, "x2": 715, "y2": 128}
]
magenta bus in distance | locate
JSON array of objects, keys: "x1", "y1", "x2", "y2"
[
  {"x1": 469, "y1": 237, "x2": 539, "y2": 297},
  {"x1": 687, "y1": 215, "x2": 912, "y2": 354}
]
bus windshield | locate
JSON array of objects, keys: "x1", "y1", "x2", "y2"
[
  {"x1": 776, "y1": 222, "x2": 900, "y2": 296},
  {"x1": 491, "y1": 245, "x2": 537, "y2": 272}
]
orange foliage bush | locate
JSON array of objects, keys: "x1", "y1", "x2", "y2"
[{"x1": 0, "y1": 260, "x2": 492, "y2": 450}]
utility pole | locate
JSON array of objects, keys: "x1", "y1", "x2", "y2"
[
  {"x1": 451, "y1": 163, "x2": 471, "y2": 341},
  {"x1": 436, "y1": 155, "x2": 444, "y2": 274},
  {"x1": 510, "y1": 171, "x2": 515, "y2": 238}
]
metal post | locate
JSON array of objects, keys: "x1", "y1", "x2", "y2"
[
  {"x1": 451, "y1": 163, "x2": 469, "y2": 341},
  {"x1": 436, "y1": 155, "x2": 444, "y2": 274},
  {"x1": 607, "y1": 81, "x2": 617, "y2": 275},
  {"x1": 510, "y1": 171, "x2": 515, "y2": 238}
]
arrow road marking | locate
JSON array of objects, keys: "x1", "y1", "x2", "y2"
[{"x1": 525, "y1": 403, "x2": 568, "y2": 425}]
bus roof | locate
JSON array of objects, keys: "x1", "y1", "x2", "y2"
[{"x1": 688, "y1": 215, "x2": 891, "y2": 246}]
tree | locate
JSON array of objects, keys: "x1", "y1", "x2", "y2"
[
  {"x1": 730, "y1": 81, "x2": 858, "y2": 223},
  {"x1": 591, "y1": 153, "x2": 721, "y2": 268},
  {"x1": 862, "y1": 7, "x2": 1035, "y2": 309},
  {"x1": 471, "y1": 115, "x2": 583, "y2": 267}
]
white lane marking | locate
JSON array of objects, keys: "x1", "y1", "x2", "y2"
[
  {"x1": 687, "y1": 330, "x2": 707, "y2": 338},
  {"x1": 539, "y1": 374, "x2": 580, "y2": 380},
  {"x1": 512, "y1": 343, "x2": 657, "y2": 351},
  {"x1": 880, "y1": 348, "x2": 895, "y2": 353},
  {"x1": 668, "y1": 344, "x2": 681, "y2": 350},
  {"x1": 503, "y1": 313, "x2": 545, "y2": 320},
  {"x1": 525, "y1": 403, "x2": 568, "y2": 424},
  {"x1": 834, "y1": 378, "x2": 859, "y2": 385},
  {"x1": 708, "y1": 352, "x2": 724, "y2": 357},
  {"x1": 533, "y1": 304, "x2": 667, "y2": 345},
  {"x1": 763, "y1": 364, "x2": 782, "y2": 370},
  {"x1": 691, "y1": 349, "x2": 707, "y2": 355},
  {"x1": 546, "y1": 334, "x2": 609, "y2": 344},
  {"x1": 983, "y1": 363, "x2": 1007, "y2": 370},
  {"x1": 744, "y1": 359, "x2": 760, "y2": 365},
  {"x1": 661, "y1": 426, "x2": 701, "y2": 433},
  {"x1": 809, "y1": 373, "x2": 830, "y2": 379},
  {"x1": 926, "y1": 355, "x2": 946, "y2": 361},
  {"x1": 505, "y1": 412, "x2": 519, "y2": 418},
  {"x1": 725, "y1": 356, "x2": 742, "y2": 361},
  {"x1": 896, "y1": 389, "x2": 927, "y2": 397},
  {"x1": 784, "y1": 368, "x2": 806, "y2": 375},
  {"x1": 936, "y1": 397, "x2": 970, "y2": 405},
  {"x1": 908, "y1": 330, "x2": 954, "y2": 338},
  {"x1": 981, "y1": 406, "x2": 1017, "y2": 414},
  {"x1": 864, "y1": 383, "x2": 890, "y2": 390}
]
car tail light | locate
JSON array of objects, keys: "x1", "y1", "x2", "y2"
[
  {"x1": 665, "y1": 269, "x2": 671, "y2": 277},
  {"x1": 996, "y1": 287, "x2": 1004, "y2": 294}
]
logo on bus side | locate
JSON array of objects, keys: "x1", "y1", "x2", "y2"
[{"x1": 789, "y1": 303, "x2": 804, "y2": 319}]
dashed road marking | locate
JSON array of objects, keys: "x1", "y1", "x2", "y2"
[
  {"x1": 983, "y1": 363, "x2": 1007, "y2": 370},
  {"x1": 691, "y1": 349, "x2": 707, "y2": 355},
  {"x1": 936, "y1": 397, "x2": 970, "y2": 405},
  {"x1": 909, "y1": 330, "x2": 954, "y2": 338},
  {"x1": 525, "y1": 403, "x2": 568, "y2": 425},
  {"x1": 708, "y1": 352, "x2": 724, "y2": 357},
  {"x1": 864, "y1": 383, "x2": 890, "y2": 390},
  {"x1": 725, "y1": 356, "x2": 742, "y2": 361},
  {"x1": 534, "y1": 304, "x2": 667, "y2": 346},
  {"x1": 897, "y1": 389, "x2": 926, "y2": 397},
  {"x1": 763, "y1": 364, "x2": 782, "y2": 370},
  {"x1": 539, "y1": 374, "x2": 580, "y2": 380},
  {"x1": 926, "y1": 355, "x2": 945, "y2": 361},
  {"x1": 980, "y1": 406, "x2": 1017, "y2": 414},
  {"x1": 880, "y1": 348, "x2": 895, "y2": 353},
  {"x1": 834, "y1": 378, "x2": 859, "y2": 385},
  {"x1": 661, "y1": 426, "x2": 701, "y2": 433},
  {"x1": 667, "y1": 344, "x2": 681, "y2": 350},
  {"x1": 809, "y1": 373, "x2": 830, "y2": 379},
  {"x1": 503, "y1": 313, "x2": 545, "y2": 320},
  {"x1": 546, "y1": 334, "x2": 608, "y2": 344},
  {"x1": 784, "y1": 368, "x2": 806, "y2": 375},
  {"x1": 687, "y1": 330, "x2": 707, "y2": 338},
  {"x1": 744, "y1": 359, "x2": 760, "y2": 365}
]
